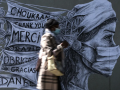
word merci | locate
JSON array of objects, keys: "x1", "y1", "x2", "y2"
[
  {"x1": 11, "y1": 30, "x2": 41, "y2": 43},
  {"x1": 11, "y1": 7, "x2": 50, "y2": 20},
  {"x1": 0, "y1": 76, "x2": 36, "y2": 87}
]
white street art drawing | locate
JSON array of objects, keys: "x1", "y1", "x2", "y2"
[{"x1": 0, "y1": 0, "x2": 119, "y2": 90}]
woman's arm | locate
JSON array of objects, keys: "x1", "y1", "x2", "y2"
[{"x1": 41, "y1": 33, "x2": 63, "y2": 57}]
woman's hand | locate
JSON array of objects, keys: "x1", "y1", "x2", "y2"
[
  {"x1": 52, "y1": 40, "x2": 69, "y2": 56},
  {"x1": 60, "y1": 40, "x2": 69, "y2": 48}
]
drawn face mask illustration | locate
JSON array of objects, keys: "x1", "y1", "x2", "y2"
[
  {"x1": 60, "y1": 0, "x2": 119, "y2": 90},
  {"x1": 78, "y1": 22, "x2": 120, "y2": 76},
  {"x1": 64, "y1": 21, "x2": 119, "y2": 76},
  {"x1": 96, "y1": 46, "x2": 120, "y2": 61},
  {"x1": 80, "y1": 43, "x2": 120, "y2": 76}
]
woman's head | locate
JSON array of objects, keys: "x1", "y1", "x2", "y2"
[{"x1": 44, "y1": 19, "x2": 59, "y2": 31}]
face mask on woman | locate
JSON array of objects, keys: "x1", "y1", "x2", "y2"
[{"x1": 53, "y1": 28, "x2": 61, "y2": 35}]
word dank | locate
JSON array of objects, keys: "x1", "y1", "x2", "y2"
[
  {"x1": 11, "y1": 7, "x2": 50, "y2": 20},
  {"x1": 0, "y1": 76, "x2": 36, "y2": 87},
  {"x1": 14, "y1": 22, "x2": 45, "y2": 29},
  {"x1": 3, "y1": 56, "x2": 37, "y2": 65},
  {"x1": 11, "y1": 30, "x2": 41, "y2": 43}
]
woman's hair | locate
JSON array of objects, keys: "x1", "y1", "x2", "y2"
[{"x1": 44, "y1": 19, "x2": 59, "y2": 29}]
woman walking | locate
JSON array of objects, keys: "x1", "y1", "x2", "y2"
[{"x1": 36, "y1": 19, "x2": 68, "y2": 90}]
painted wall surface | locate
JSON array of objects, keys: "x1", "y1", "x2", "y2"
[{"x1": 0, "y1": 0, "x2": 120, "y2": 90}]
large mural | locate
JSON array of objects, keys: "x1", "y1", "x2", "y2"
[{"x1": 0, "y1": 0, "x2": 119, "y2": 90}]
